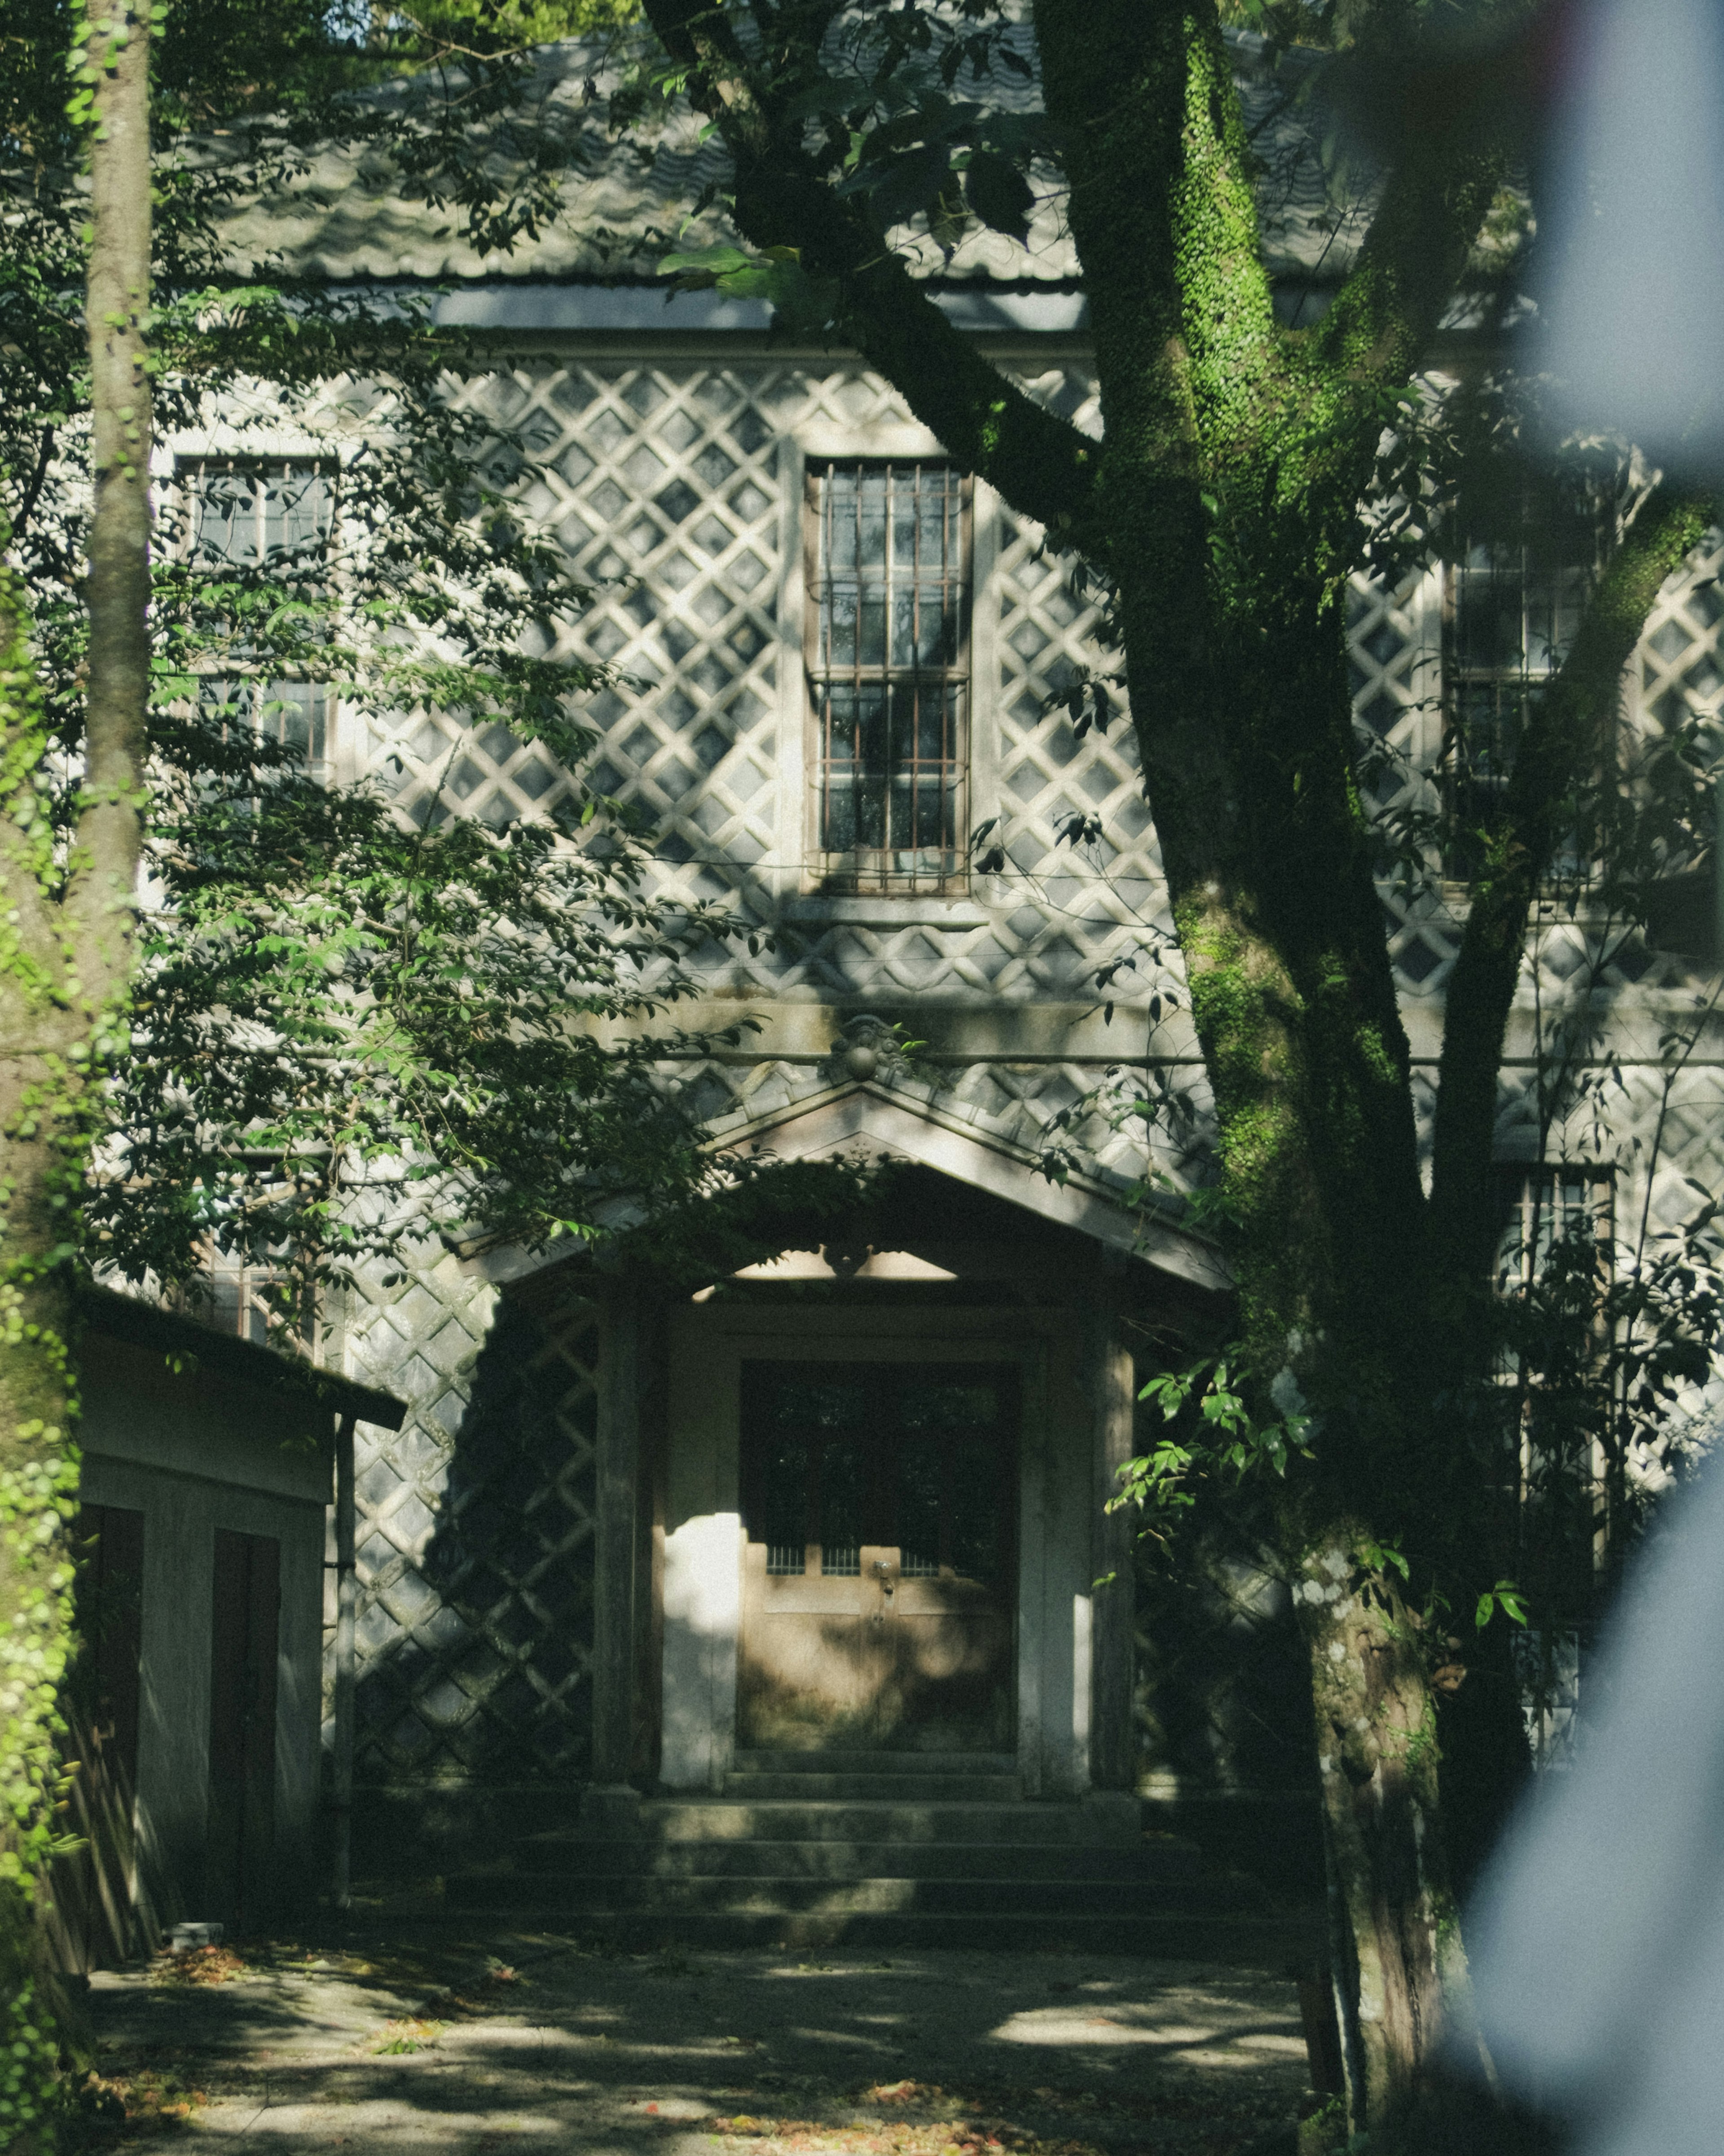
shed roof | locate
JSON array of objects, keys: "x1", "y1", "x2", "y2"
[
  {"x1": 223, "y1": 28, "x2": 1375, "y2": 297},
  {"x1": 80, "y1": 1287, "x2": 408, "y2": 1430}
]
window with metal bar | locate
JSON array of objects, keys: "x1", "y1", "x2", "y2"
[
  {"x1": 1495, "y1": 1167, "x2": 1611, "y2": 1296},
  {"x1": 1441, "y1": 498, "x2": 1599, "y2": 878},
  {"x1": 178, "y1": 460, "x2": 337, "y2": 785},
  {"x1": 183, "y1": 461, "x2": 334, "y2": 568},
  {"x1": 807, "y1": 461, "x2": 969, "y2": 892},
  {"x1": 171, "y1": 1243, "x2": 318, "y2": 1354}
]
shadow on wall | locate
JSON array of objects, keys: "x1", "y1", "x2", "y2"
[
  {"x1": 344, "y1": 1283, "x2": 601, "y2": 1878},
  {"x1": 1133, "y1": 1526, "x2": 1324, "y2": 1896}
]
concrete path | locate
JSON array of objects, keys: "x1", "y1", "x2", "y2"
[{"x1": 81, "y1": 1931, "x2": 1319, "y2": 2156}]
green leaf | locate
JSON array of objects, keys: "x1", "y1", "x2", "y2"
[{"x1": 962, "y1": 149, "x2": 1034, "y2": 243}]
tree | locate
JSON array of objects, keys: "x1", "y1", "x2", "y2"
[
  {"x1": 0, "y1": 0, "x2": 743, "y2": 2136},
  {"x1": 1, "y1": 0, "x2": 154, "y2": 2133},
  {"x1": 626, "y1": 0, "x2": 1719, "y2": 2134}
]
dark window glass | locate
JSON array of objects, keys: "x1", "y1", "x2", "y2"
[
  {"x1": 743, "y1": 1362, "x2": 1013, "y2": 1586},
  {"x1": 202, "y1": 679, "x2": 328, "y2": 779},
  {"x1": 895, "y1": 1441, "x2": 943, "y2": 1578},
  {"x1": 1442, "y1": 507, "x2": 1597, "y2": 878},
  {"x1": 761, "y1": 1437, "x2": 808, "y2": 1575},
  {"x1": 188, "y1": 463, "x2": 333, "y2": 568},
  {"x1": 950, "y1": 1434, "x2": 1003, "y2": 1583},
  {"x1": 811, "y1": 463, "x2": 968, "y2": 892},
  {"x1": 818, "y1": 1438, "x2": 865, "y2": 1576}
]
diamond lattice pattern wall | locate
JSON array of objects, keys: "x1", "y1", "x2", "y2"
[
  {"x1": 333, "y1": 1269, "x2": 600, "y2": 1792},
  {"x1": 331, "y1": 356, "x2": 1724, "y2": 1811}
]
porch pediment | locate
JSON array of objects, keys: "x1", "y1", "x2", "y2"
[
  {"x1": 708, "y1": 1080, "x2": 1228, "y2": 1296},
  {"x1": 469, "y1": 1077, "x2": 1228, "y2": 1299}
]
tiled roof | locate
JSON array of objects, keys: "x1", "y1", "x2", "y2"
[{"x1": 224, "y1": 27, "x2": 1378, "y2": 294}]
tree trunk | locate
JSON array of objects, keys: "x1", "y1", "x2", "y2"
[
  {"x1": 1301, "y1": 1540, "x2": 1466, "y2": 2135},
  {"x1": 0, "y1": 0, "x2": 151, "y2": 2131}
]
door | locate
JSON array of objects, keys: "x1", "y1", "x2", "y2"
[
  {"x1": 739, "y1": 1362, "x2": 1016, "y2": 1752},
  {"x1": 206, "y1": 1529, "x2": 279, "y2": 1930}
]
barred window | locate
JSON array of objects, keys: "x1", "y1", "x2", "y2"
[
  {"x1": 183, "y1": 461, "x2": 334, "y2": 568},
  {"x1": 807, "y1": 462, "x2": 969, "y2": 893},
  {"x1": 1495, "y1": 1166, "x2": 1612, "y2": 1297},
  {"x1": 1442, "y1": 501, "x2": 1598, "y2": 878},
  {"x1": 200, "y1": 679, "x2": 329, "y2": 782}
]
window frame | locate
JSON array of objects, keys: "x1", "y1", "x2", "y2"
[
  {"x1": 169, "y1": 1238, "x2": 320, "y2": 1358},
  {"x1": 175, "y1": 456, "x2": 337, "y2": 573},
  {"x1": 174, "y1": 457, "x2": 340, "y2": 786},
  {"x1": 197, "y1": 677, "x2": 331, "y2": 785},
  {"x1": 1438, "y1": 493, "x2": 1610, "y2": 883},
  {"x1": 802, "y1": 458, "x2": 973, "y2": 896}
]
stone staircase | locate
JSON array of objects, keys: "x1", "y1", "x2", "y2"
[{"x1": 443, "y1": 1752, "x2": 1319, "y2": 1958}]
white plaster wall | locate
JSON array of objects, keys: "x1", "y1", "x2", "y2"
[
  {"x1": 660, "y1": 1513, "x2": 743, "y2": 1791},
  {"x1": 661, "y1": 1322, "x2": 744, "y2": 1789}
]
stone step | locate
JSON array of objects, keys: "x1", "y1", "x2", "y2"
[
  {"x1": 444, "y1": 1871, "x2": 1267, "y2": 1917},
  {"x1": 599, "y1": 1800, "x2": 1127, "y2": 1845},
  {"x1": 729, "y1": 1751, "x2": 1019, "y2": 1776},
  {"x1": 430, "y1": 1905, "x2": 1324, "y2": 1961},
  {"x1": 508, "y1": 1836, "x2": 1208, "y2": 1882},
  {"x1": 720, "y1": 1772, "x2": 1023, "y2": 1802}
]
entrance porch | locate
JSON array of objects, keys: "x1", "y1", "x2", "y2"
[{"x1": 568, "y1": 1088, "x2": 1229, "y2": 1817}]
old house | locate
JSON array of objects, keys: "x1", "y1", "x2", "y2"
[
  {"x1": 146, "y1": 28, "x2": 1724, "y2": 1936},
  {"x1": 53, "y1": 1292, "x2": 403, "y2": 1966}
]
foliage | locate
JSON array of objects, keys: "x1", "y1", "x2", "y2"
[
  {"x1": 0, "y1": 4, "x2": 768, "y2": 1329},
  {"x1": 0, "y1": 1, "x2": 722, "y2": 2139}
]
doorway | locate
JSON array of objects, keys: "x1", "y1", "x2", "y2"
[
  {"x1": 738, "y1": 1361, "x2": 1016, "y2": 1752},
  {"x1": 206, "y1": 1528, "x2": 280, "y2": 1929}
]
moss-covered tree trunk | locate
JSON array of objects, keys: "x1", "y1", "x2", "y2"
[{"x1": 0, "y1": 0, "x2": 151, "y2": 2134}]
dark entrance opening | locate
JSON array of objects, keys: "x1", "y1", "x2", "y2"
[
  {"x1": 55, "y1": 1504, "x2": 145, "y2": 1967},
  {"x1": 206, "y1": 1528, "x2": 279, "y2": 1928}
]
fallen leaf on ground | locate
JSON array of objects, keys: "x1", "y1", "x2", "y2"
[
  {"x1": 368, "y1": 2018, "x2": 444, "y2": 2055},
  {"x1": 151, "y1": 1946, "x2": 246, "y2": 1987}
]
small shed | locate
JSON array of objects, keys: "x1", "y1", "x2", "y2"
[{"x1": 51, "y1": 1290, "x2": 404, "y2": 1969}]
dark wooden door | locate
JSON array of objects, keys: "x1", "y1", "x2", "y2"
[
  {"x1": 206, "y1": 1530, "x2": 279, "y2": 1930},
  {"x1": 739, "y1": 1363, "x2": 1016, "y2": 1752}
]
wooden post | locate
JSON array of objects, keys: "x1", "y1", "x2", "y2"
[
  {"x1": 331, "y1": 1411, "x2": 357, "y2": 1909},
  {"x1": 1088, "y1": 1303, "x2": 1137, "y2": 1794},
  {"x1": 584, "y1": 1286, "x2": 642, "y2": 1828}
]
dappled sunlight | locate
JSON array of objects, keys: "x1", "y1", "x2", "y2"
[
  {"x1": 83, "y1": 1936, "x2": 1311, "y2": 2156},
  {"x1": 987, "y1": 1995, "x2": 1306, "y2": 2072}
]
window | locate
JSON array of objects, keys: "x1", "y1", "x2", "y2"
[
  {"x1": 743, "y1": 1362, "x2": 1014, "y2": 1583},
  {"x1": 807, "y1": 461, "x2": 969, "y2": 892},
  {"x1": 1442, "y1": 502, "x2": 1597, "y2": 877},
  {"x1": 1492, "y1": 1163, "x2": 1614, "y2": 1392},
  {"x1": 1495, "y1": 1166, "x2": 1612, "y2": 1299},
  {"x1": 183, "y1": 461, "x2": 334, "y2": 568},
  {"x1": 178, "y1": 462, "x2": 336, "y2": 781},
  {"x1": 173, "y1": 1246, "x2": 317, "y2": 1354},
  {"x1": 200, "y1": 679, "x2": 329, "y2": 781}
]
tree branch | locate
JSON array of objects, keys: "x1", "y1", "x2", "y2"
[
  {"x1": 1035, "y1": 0, "x2": 1281, "y2": 472},
  {"x1": 639, "y1": 0, "x2": 1099, "y2": 542},
  {"x1": 1312, "y1": 122, "x2": 1502, "y2": 396},
  {"x1": 1428, "y1": 485, "x2": 1716, "y2": 1298}
]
